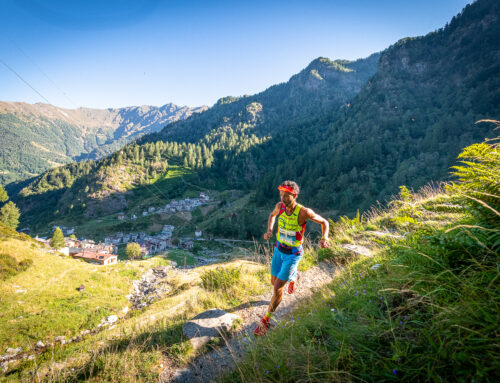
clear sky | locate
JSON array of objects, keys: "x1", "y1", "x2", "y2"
[{"x1": 0, "y1": 0, "x2": 471, "y2": 109}]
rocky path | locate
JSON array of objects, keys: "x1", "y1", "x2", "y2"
[{"x1": 161, "y1": 260, "x2": 341, "y2": 382}]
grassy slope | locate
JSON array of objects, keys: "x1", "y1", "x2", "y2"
[
  {"x1": 0, "y1": 229, "x2": 269, "y2": 382},
  {"x1": 220, "y1": 186, "x2": 499, "y2": 382},
  {"x1": 0, "y1": 238, "x2": 171, "y2": 351}
]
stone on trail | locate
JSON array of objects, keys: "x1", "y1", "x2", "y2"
[
  {"x1": 341, "y1": 244, "x2": 372, "y2": 256},
  {"x1": 105, "y1": 315, "x2": 118, "y2": 324},
  {"x1": 366, "y1": 231, "x2": 404, "y2": 239},
  {"x1": 182, "y1": 309, "x2": 241, "y2": 349}
]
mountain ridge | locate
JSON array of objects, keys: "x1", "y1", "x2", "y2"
[{"x1": 0, "y1": 101, "x2": 208, "y2": 184}]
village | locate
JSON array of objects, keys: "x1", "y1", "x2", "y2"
[{"x1": 34, "y1": 192, "x2": 212, "y2": 266}]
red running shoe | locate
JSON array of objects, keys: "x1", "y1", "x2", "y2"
[
  {"x1": 288, "y1": 281, "x2": 296, "y2": 294},
  {"x1": 253, "y1": 316, "x2": 271, "y2": 336}
]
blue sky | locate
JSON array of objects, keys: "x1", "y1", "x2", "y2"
[{"x1": 0, "y1": 0, "x2": 471, "y2": 109}]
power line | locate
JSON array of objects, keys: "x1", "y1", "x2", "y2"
[
  {"x1": 0, "y1": 56, "x2": 52, "y2": 105},
  {"x1": 7, "y1": 37, "x2": 78, "y2": 108}
]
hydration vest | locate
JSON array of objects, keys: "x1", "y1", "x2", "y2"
[{"x1": 276, "y1": 203, "x2": 306, "y2": 247}]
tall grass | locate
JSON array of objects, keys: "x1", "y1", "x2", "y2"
[{"x1": 221, "y1": 133, "x2": 500, "y2": 382}]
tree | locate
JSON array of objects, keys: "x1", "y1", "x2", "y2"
[
  {"x1": 192, "y1": 241, "x2": 203, "y2": 254},
  {"x1": 0, "y1": 186, "x2": 8, "y2": 203},
  {"x1": 50, "y1": 227, "x2": 65, "y2": 249},
  {"x1": 0, "y1": 202, "x2": 19, "y2": 229},
  {"x1": 126, "y1": 242, "x2": 141, "y2": 259}
]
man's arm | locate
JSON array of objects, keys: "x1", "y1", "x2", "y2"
[
  {"x1": 304, "y1": 208, "x2": 330, "y2": 248},
  {"x1": 264, "y1": 202, "x2": 282, "y2": 240}
]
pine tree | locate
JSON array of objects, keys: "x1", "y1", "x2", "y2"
[
  {"x1": 0, "y1": 201, "x2": 19, "y2": 229},
  {"x1": 0, "y1": 186, "x2": 8, "y2": 203},
  {"x1": 50, "y1": 227, "x2": 65, "y2": 249}
]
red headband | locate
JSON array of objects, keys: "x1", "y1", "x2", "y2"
[{"x1": 278, "y1": 185, "x2": 297, "y2": 195}]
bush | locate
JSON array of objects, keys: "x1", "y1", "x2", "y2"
[
  {"x1": 200, "y1": 267, "x2": 241, "y2": 291},
  {"x1": 0, "y1": 254, "x2": 33, "y2": 280}
]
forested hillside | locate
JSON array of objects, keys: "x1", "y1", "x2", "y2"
[
  {"x1": 13, "y1": 54, "x2": 380, "y2": 230},
  {"x1": 0, "y1": 102, "x2": 206, "y2": 184},
  {"x1": 13, "y1": 0, "x2": 500, "y2": 237},
  {"x1": 252, "y1": 0, "x2": 499, "y2": 211}
]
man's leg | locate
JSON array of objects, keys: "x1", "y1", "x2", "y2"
[
  {"x1": 285, "y1": 250, "x2": 303, "y2": 294},
  {"x1": 254, "y1": 247, "x2": 284, "y2": 336},
  {"x1": 254, "y1": 277, "x2": 286, "y2": 336},
  {"x1": 268, "y1": 277, "x2": 287, "y2": 313}
]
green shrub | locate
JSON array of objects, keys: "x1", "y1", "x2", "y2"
[
  {"x1": 200, "y1": 267, "x2": 241, "y2": 291},
  {"x1": 0, "y1": 254, "x2": 33, "y2": 280}
]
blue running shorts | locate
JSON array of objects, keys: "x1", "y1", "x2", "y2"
[{"x1": 270, "y1": 244, "x2": 304, "y2": 282}]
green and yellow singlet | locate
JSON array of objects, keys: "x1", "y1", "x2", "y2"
[{"x1": 276, "y1": 203, "x2": 306, "y2": 248}]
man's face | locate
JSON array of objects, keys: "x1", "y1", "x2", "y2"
[{"x1": 280, "y1": 190, "x2": 296, "y2": 207}]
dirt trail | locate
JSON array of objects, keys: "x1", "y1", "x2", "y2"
[{"x1": 161, "y1": 260, "x2": 340, "y2": 382}]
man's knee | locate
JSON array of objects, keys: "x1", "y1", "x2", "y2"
[{"x1": 273, "y1": 280, "x2": 286, "y2": 295}]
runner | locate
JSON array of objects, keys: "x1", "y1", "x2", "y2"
[{"x1": 254, "y1": 180, "x2": 330, "y2": 336}]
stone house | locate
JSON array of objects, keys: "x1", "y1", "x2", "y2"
[{"x1": 71, "y1": 251, "x2": 117, "y2": 265}]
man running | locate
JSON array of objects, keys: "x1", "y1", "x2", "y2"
[{"x1": 254, "y1": 180, "x2": 330, "y2": 336}]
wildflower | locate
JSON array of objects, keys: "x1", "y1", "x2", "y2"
[
  {"x1": 363, "y1": 289, "x2": 366, "y2": 294},
  {"x1": 266, "y1": 370, "x2": 270, "y2": 374},
  {"x1": 404, "y1": 315, "x2": 408, "y2": 320},
  {"x1": 399, "y1": 321, "x2": 403, "y2": 325},
  {"x1": 331, "y1": 308, "x2": 335, "y2": 311},
  {"x1": 277, "y1": 365, "x2": 280, "y2": 369},
  {"x1": 369, "y1": 299, "x2": 372, "y2": 303},
  {"x1": 392, "y1": 369, "x2": 397, "y2": 375}
]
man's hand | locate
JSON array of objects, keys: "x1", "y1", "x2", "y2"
[
  {"x1": 319, "y1": 238, "x2": 330, "y2": 248},
  {"x1": 264, "y1": 230, "x2": 273, "y2": 240}
]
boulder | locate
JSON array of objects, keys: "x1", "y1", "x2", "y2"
[
  {"x1": 341, "y1": 244, "x2": 372, "y2": 257},
  {"x1": 182, "y1": 308, "x2": 241, "y2": 349},
  {"x1": 5, "y1": 347, "x2": 22, "y2": 355},
  {"x1": 105, "y1": 315, "x2": 118, "y2": 324},
  {"x1": 35, "y1": 341, "x2": 45, "y2": 349},
  {"x1": 54, "y1": 336, "x2": 66, "y2": 344}
]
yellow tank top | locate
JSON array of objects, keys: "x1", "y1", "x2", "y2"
[{"x1": 277, "y1": 203, "x2": 306, "y2": 247}]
